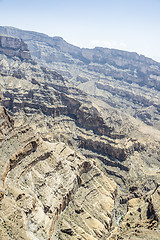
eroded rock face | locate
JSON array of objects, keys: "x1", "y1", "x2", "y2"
[
  {"x1": 0, "y1": 36, "x2": 160, "y2": 240},
  {"x1": 0, "y1": 35, "x2": 31, "y2": 60},
  {"x1": 0, "y1": 26, "x2": 159, "y2": 129},
  {"x1": 0, "y1": 107, "x2": 118, "y2": 240}
]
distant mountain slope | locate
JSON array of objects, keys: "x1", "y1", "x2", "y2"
[
  {"x1": 0, "y1": 26, "x2": 159, "y2": 130},
  {"x1": 0, "y1": 26, "x2": 160, "y2": 129}
]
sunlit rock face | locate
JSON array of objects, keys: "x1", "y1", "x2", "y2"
[
  {"x1": 0, "y1": 35, "x2": 31, "y2": 60},
  {"x1": 0, "y1": 35, "x2": 160, "y2": 240},
  {"x1": 0, "y1": 26, "x2": 159, "y2": 130}
]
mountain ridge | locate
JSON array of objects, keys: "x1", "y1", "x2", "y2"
[
  {"x1": 1, "y1": 26, "x2": 159, "y2": 130},
  {"x1": 0, "y1": 26, "x2": 159, "y2": 63}
]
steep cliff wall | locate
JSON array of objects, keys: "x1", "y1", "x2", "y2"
[
  {"x1": 0, "y1": 35, "x2": 160, "y2": 240},
  {"x1": 0, "y1": 35, "x2": 31, "y2": 60},
  {"x1": 0, "y1": 27, "x2": 159, "y2": 129}
]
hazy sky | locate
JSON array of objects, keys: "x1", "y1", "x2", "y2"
[{"x1": 0, "y1": 0, "x2": 160, "y2": 62}]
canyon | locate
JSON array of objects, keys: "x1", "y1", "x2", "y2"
[
  {"x1": 0, "y1": 30, "x2": 160, "y2": 240},
  {"x1": 0, "y1": 26, "x2": 159, "y2": 130}
]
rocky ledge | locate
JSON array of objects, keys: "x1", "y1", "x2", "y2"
[{"x1": 0, "y1": 35, "x2": 31, "y2": 60}]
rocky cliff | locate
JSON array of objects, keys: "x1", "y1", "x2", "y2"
[
  {"x1": 0, "y1": 35, "x2": 160, "y2": 240},
  {"x1": 0, "y1": 35, "x2": 31, "y2": 60},
  {"x1": 0, "y1": 26, "x2": 159, "y2": 130}
]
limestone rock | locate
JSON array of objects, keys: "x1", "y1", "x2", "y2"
[
  {"x1": 0, "y1": 35, "x2": 159, "y2": 240},
  {"x1": 0, "y1": 35, "x2": 31, "y2": 60},
  {"x1": 0, "y1": 26, "x2": 159, "y2": 129}
]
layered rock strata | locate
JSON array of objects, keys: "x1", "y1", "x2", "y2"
[
  {"x1": 0, "y1": 36, "x2": 160, "y2": 240},
  {"x1": 0, "y1": 35, "x2": 31, "y2": 60},
  {"x1": 0, "y1": 26, "x2": 159, "y2": 129}
]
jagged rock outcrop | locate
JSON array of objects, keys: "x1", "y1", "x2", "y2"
[
  {"x1": 0, "y1": 35, "x2": 31, "y2": 60},
  {"x1": 0, "y1": 106, "x2": 14, "y2": 140},
  {"x1": 0, "y1": 35, "x2": 160, "y2": 240},
  {"x1": 109, "y1": 183, "x2": 160, "y2": 240},
  {"x1": 0, "y1": 106, "x2": 117, "y2": 240}
]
